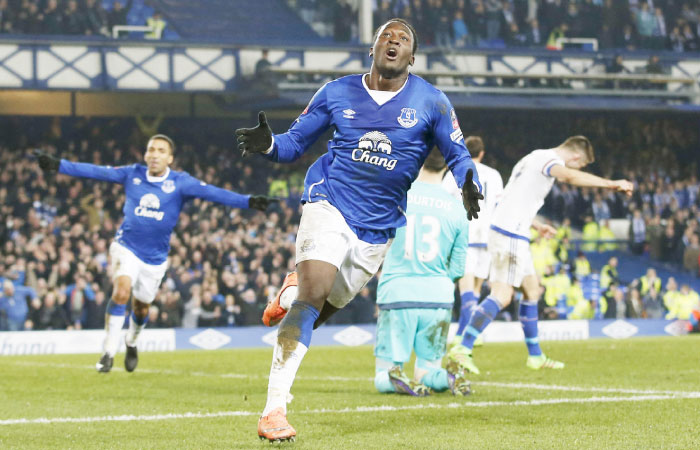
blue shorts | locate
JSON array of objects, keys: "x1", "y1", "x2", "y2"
[{"x1": 374, "y1": 308, "x2": 451, "y2": 363}]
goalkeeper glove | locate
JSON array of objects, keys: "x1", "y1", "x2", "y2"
[
  {"x1": 461, "y1": 169, "x2": 484, "y2": 221},
  {"x1": 249, "y1": 195, "x2": 279, "y2": 212},
  {"x1": 235, "y1": 111, "x2": 273, "y2": 157},
  {"x1": 34, "y1": 149, "x2": 60, "y2": 174}
]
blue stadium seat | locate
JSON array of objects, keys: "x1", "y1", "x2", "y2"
[{"x1": 144, "y1": 0, "x2": 319, "y2": 43}]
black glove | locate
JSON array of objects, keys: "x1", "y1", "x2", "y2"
[
  {"x1": 235, "y1": 111, "x2": 273, "y2": 157},
  {"x1": 249, "y1": 195, "x2": 279, "y2": 212},
  {"x1": 34, "y1": 149, "x2": 60, "y2": 174},
  {"x1": 461, "y1": 169, "x2": 484, "y2": 221}
]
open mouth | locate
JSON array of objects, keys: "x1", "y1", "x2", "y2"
[{"x1": 385, "y1": 47, "x2": 398, "y2": 60}]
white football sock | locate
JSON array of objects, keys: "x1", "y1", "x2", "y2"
[
  {"x1": 103, "y1": 314, "x2": 126, "y2": 357},
  {"x1": 262, "y1": 337, "x2": 308, "y2": 416},
  {"x1": 279, "y1": 286, "x2": 298, "y2": 310},
  {"x1": 125, "y1": 315, "x2": 147, "y2": 347}
]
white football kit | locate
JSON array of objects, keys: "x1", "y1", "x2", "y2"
[
  {"x1": 443, "y1": 161, "x2": 503, "y2": 279},
  {"x1": 488, "y1": 149, "x2": 564, "y2": 287}
]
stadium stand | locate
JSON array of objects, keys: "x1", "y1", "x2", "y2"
[
  {"x1": 289, "y1": 0, "x2": 700, "y2": 53},
  {"x1": 1, "y1": 111, "x2": 698, "y2": 332}
]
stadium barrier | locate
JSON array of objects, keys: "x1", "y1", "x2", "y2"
[
  {"x1": 0, "y1": 319, "x2": 689, "y2": 356},
  {"x1": 0, "y1": 37, "x2": 698, "y2": 100}
]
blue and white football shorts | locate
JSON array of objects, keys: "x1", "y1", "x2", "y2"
[
  {"x1": 374, "y1": 308, "x2": 452, "y2": 363},
  {"x1": 295, "y1": 200, "x2": 392, "y2": 309},
  {"x1": 109, "y1": 242, "x2": 167, "y2": 304}
]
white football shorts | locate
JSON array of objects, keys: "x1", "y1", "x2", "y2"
[
  {"x1": 109, "y1": 242, "x2": 168, "y2": 304},
  {"x1": 464, "y1": 245, "x2": 491, "y2": 280},
  {"x1": 487, "y1": 228, "x2": 535, "y2": 288},
  {"x1": 295, "y1": 200, "x2": 392, "y2": 309}
]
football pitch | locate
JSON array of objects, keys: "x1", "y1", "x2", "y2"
[{"x1": 1, "y1": 336, "x2": 699, "y2": 449}]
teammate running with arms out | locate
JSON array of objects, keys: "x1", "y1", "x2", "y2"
[
  {"x1": 447, "y1": 136, "x2": 633, "y2": 374},
  {"x1": 374, "y1": 148, "x2": 471, "y2": 398},
  {"x1": 442, "y1": 136, "x2": 503, "y2": 373},
  {"x1": 235, "y1": 18, "x2": 483, "y2": 443},
  {"x1": 34, "y1": 135, "x2": 276, "y2": 373}
]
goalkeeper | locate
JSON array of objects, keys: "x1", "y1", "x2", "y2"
[{"x1": 373, "y1": 148, "x2": 471, "y2": 397}]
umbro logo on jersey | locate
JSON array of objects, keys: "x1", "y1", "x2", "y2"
[
  {"x1": 342, "y1": 109, "x2": 356, "y2": 119},
  {"x1": 133, "y1": 178, "x2": 142, "y2": 185},
  {"x1": 397, "y1": 107, "x2": 418, "y2": 128}
]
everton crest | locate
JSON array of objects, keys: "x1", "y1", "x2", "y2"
[
  {"x1": 161, "y1": 179, "x2": 175, "y2": 194},
  {"x1": 397, "y1": 107, "x2": 418, "y2": 128}
]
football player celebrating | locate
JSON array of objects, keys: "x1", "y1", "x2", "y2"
[
  {"x1": 35, "y1": 135, "x2": 276, "y2": 373},
  {"x1": 236, "y1": 18, "x2": 482, "y2": 443}
]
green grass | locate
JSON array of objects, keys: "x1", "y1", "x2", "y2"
[{"x1": 2, "y1": 336, "x2": 700, "y2": 449}]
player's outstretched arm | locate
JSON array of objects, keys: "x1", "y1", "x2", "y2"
[
  {"x1": 181, "y1": 176, "x2": 279, "y2": 212},
  {"x1": 34, "y1": 149, "x2": 129, "y2": 184},
  {"x1": 235, "y1": 111, "x2": 273, "y2": 157},
  {"x1": 235, "y1": 85, "x2": 332, "y2": 163},
  {"x1": 550, "y1": 165, "x2": 634, "y2": 196},
  {"x1": 461, "y1": 169, "x2": 484, "y2": 220}
]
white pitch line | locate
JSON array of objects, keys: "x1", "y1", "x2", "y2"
[
  {"x1": 8, "y1": 360, "x2": 700, "y2": 397},
  {"x1": 2, "y1": 394, "x2": 699, "y2": 426},
  {"x1": 477, "y1": 381, "x2": 700, "y2": 397}
]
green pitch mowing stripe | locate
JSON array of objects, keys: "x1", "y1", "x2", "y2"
[{"x1": 1, "y1": 336, "x2": 699, "y2": 449}]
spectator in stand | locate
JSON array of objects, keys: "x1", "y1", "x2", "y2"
[
  {"x1": 626, "y1": 288, "x2": 644, "y2": 318},
  {"x1": 668, "y1": 25, "x2": 685, "y2": 51},
  {"x1": 525, "y1": 18, "x2": 543, "y2": 46},
  {"x1": 0, "y1": 0, "x2": 15, "y2": 33},
  {"x1": 469, "y1": 0, "x2": 487, "y2": 44},
  {"x1": 620, "y1": 24, "x2": 639, "y2": 50},
  {"x1": 19, "y1": 0, "x2": 43, "y2": 34},
  {"x1": 666, "y1": 284, "x2": 700, "y2": 319},
  {"x1": 629, "y1": 208, "x2": 646, "y2": 254},
  {"x1": 681, "y1": 23, "x2": 698, "y2": 51},
  {"x1": 432, "y1": 0, "x2": 452, "y2": 48},
  {"x1": 26, "y1": 289, "x2": 72, "y2": 330},
  {"x1": 636, "y1": 1, "x2": 657, "y2": 48},
  {"x1": 197, "y1": 290, "x2": 220, "y2": 327},
  {"x1": 453, "y1": 10, "x2": 469, "y2": 47},
  {"x1": 683, "y1": 233, "x2": 700, "y2": 274},
  {"x1": 108, "y1": 0, "x2": 133, "y2": 35},
  {"x1": 64, "y1": 276, "x2": 95, "y2": 329},
  {"x1": 85, "y1": 0, "x2": 108, "y2": 37},
  {"x1": 0, "y1": 279, "x2": 36, "y2": 331},
  {"x1": 42, "y1": 0, "x2": 62, "y2": 35},
  {"x1": 333, "y1": 0, "x2": 354, "y2": 42},
  {"x1": 643, "y1": 287, "x2": 665, "y2": 319},
  {"x1": 652, "y1": 7, "x2": 668, "y2": 48},
  {"x1": 145, "y1": 11, "x2": 166, "y2": 40},
  {"x1": 63, "y1": 0, "x2": 87, "y2": 35},
  {"x1": 546, "y1": 22, "x2": 568, "y2": 49}
]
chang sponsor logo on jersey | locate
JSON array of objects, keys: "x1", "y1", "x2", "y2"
[
  {"x1": 135, "y1": 193, "x2": 164, "y2": 221},
  {"x1": 351, "y1": 131, "x2": 397, "y2": 171}
]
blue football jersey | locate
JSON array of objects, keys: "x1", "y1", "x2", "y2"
[
  {"x1": 377, "y1": 181, "x2": 469, "y2": 309},
  {"x1": 266, "y1": 73, "x2": 478, "y2": 243},
  {"x1": 59, "y1": 161, "x2": 250, "y2": 264}
]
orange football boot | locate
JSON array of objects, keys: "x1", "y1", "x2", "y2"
[
  {"x1": 257, "y1": 407, "x2": 296, "y2": 442},
  {"x1": 262, "y1": 272, "x2": 297, "y2": 326}
]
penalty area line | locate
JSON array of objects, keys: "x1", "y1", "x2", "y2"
[{"x1": 2, "y1": 393, "x2": 699, "y2": 426}]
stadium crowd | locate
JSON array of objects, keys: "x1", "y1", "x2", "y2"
[
  {"x1": 290, "y1": 0, "x2": 700, "y2": 52},
  {"x1": 0, "y1": 114, "x2": 698, "y2": 332},
  {"x1": 0, "y1": 0, "x2": 135, "y2": 36}
]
